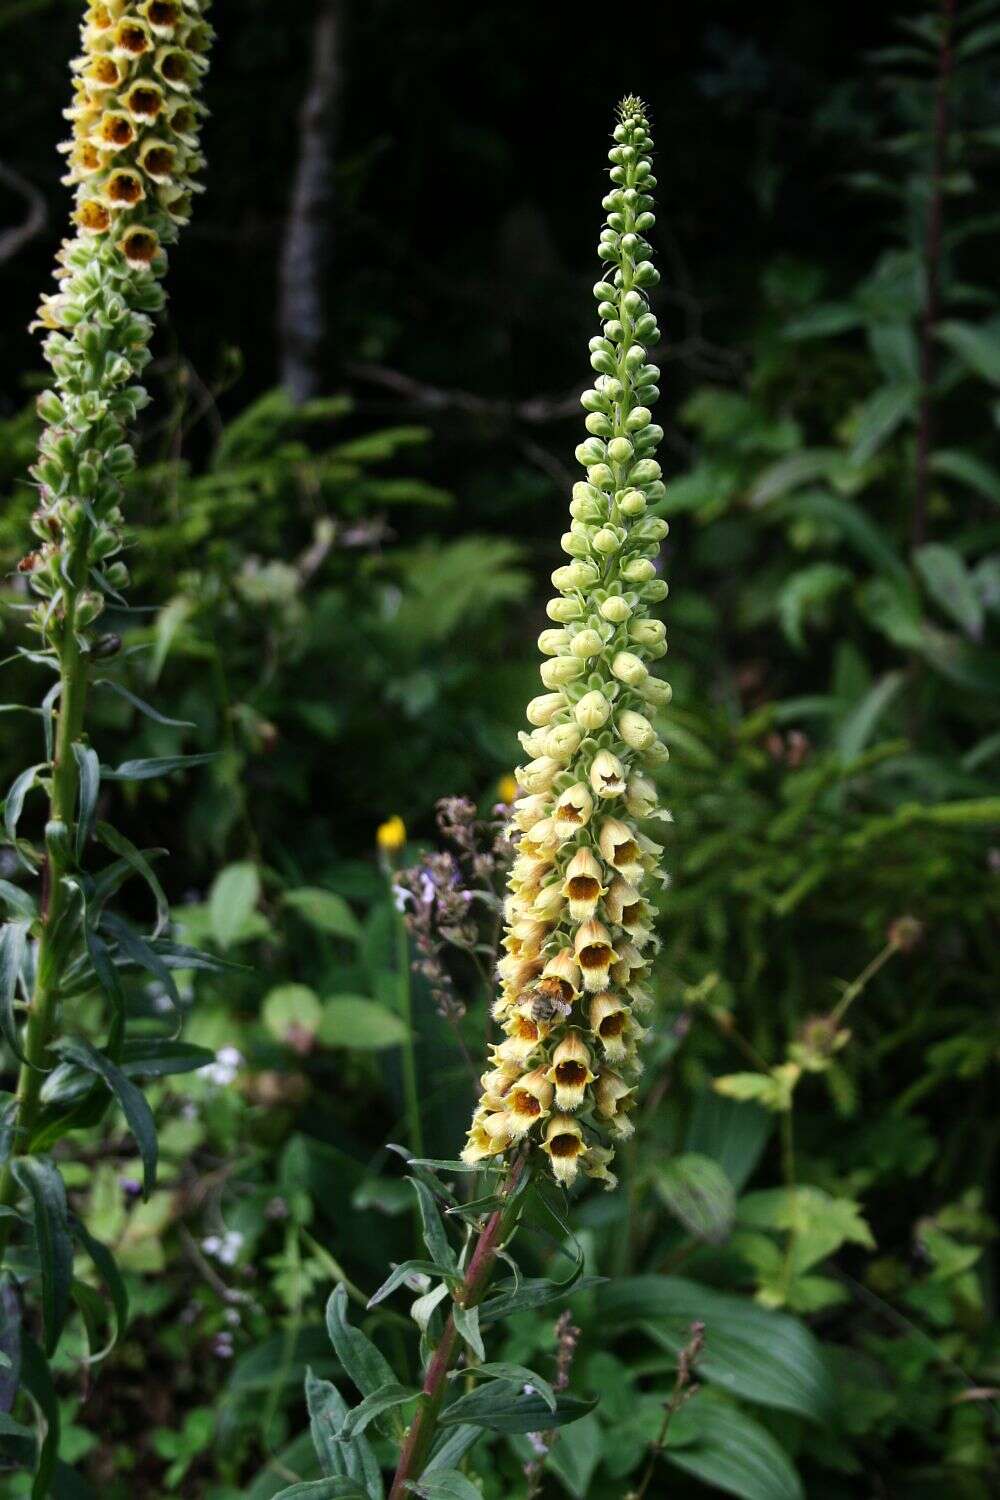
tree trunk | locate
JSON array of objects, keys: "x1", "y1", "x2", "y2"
[{"x1": 277, "y1": 0, "x2": 342, "y2": 403}]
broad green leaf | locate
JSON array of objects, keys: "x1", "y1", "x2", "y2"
[
  {"x1": 780, "y1": 491, "x2": 908, "y2": 584},
  {"x1": 338, "y1": 1380, "x2": 418, "y2": 1440},
  {"x1": 407, "y1": 1470, "x2": 483, "y2": 1499},
  {"x1": 457, "y1": 1361, "x2": 556, "y2": 1412},
  {"x1": 714, "y1": 1065, "x2": 799, "y2": 1113},
  {"x1": 937, "y1": 317, "x2": 1000, "y2": 384},
  {"x1": 915, "y1": 544, "x2": 984, "y2": 639},
  {"x1": 12, "y1": 1158, "x2": 73, "y2": 1355},
  {"x1": 835, "y1": 670, "x2": 905, "y2": 761},
  {"x1": 319, "y1": 997, "x2": 408, "y2": 1050},
  {"x1": 0, "y1": 921, "x2": 30, "y2": 1067},
  {"x1": 783, "y1": 303, "x2": 862, "y2": 340},
  {"x1": 54, "y1": 1036, "x2": 157, "y2": 1196},
  {"x1": 653, "y1": 1153, "x2": 736, "y2": 1244},
  {"x1": 325, "y1": 1286, "x2": 400, "y2": 1409},
  {"x1": 439, "y1": 1380, "x2": 596, "y2": 1434},
  {"x1": 479, "y1": 1274, "x2": 604, "y2": 1324},
  {"x1": 683, "y1": 1089, "x2": 771, "y2": 1192},
  {"x1": 848, "y1": 383, "x2": 916, "y2": 467},
  {"x1": 778, "y1": 564, "x2": 853, "y2": 650},
  {"x1": 738, "y1": 1186, "x2": 875, "y2": 1274},
  {"x1": 283, "y1": 888, "x2": 362, "y2": 941},
  {"x1": 666, "y1": 1390, "x2": 804, "y2": 1500},
  {"x1": 931, "y1": 449, "x2": 1000, "y2": 505},
  {"x1": 749, "y1": 449, "x2": 844, "y2": 506},
  {"x1": 544, "y1": 1409, "x2": 602, "y2": 1498},
  {"x1": 209, "y1": 862, "x2": 261, "y2": 950},
  {"x1": 424, "y1": 1425, "x2": 481, "y2": 1475},
  {"x1": 305, "y1": 1368, "x2": 384, "y2": 1497},
  {"x1": 263, "y1": 984, "x2": 323, "y2": 1045},
  {"x1": 601, "y1": 1275, "x2": 835, "y2": 1421}
]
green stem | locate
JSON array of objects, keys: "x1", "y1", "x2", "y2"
[
  {"x1": 0, "y1": 577, "x2": 89, "y2": 1260},
  {"x1": 392, "y1": 882, "x2": 423, "y2": 1162}
]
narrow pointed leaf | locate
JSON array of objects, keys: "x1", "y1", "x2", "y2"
[
  {"x1": 337, "y1": 1381, "x2": 418, "y2": 1440},
  {"x1": 11, "y1": 1158, "x2": 73, "y2": 1355},
  {"x1": 101, "y1": 752, "x2": 218, "y2": 781},
  {"x1": 95, "y1": 822, "x2": 169, "y2": 937},
  {"x1": 54, "y1": 1036, "x2": 157, "y2": 1196},
  {"x1": 0, "y1": 921, "x2": 30, "y2": 1067},
  {"x1": 93, "y1": 678, "x2": 195, "y2": 728},
  {"x1": 72, "y1": 743, "x2": 100, "y2": 860},
  {"x1": 20, "y1": 1333, "x2": 59, "y2": 1500}
]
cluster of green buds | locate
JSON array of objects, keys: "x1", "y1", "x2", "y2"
[
  {"x1": 462, "y1": 98, "x2": 670, "y2": 1190},
  {"x1": 23, "y1": 0, "x2": 211, "y2": 635}
]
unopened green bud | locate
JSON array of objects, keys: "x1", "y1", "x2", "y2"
[
  {"x1": 588, "y1": 463, "x2": 616, "y2": 491},
  {"x1": 622, "y1": 558, "x2": 656, "y2": 584},
  {"x1": 104, "y1": 561, "x2": 129, "y2": 590},
  {"x1": 75, "y1": 590, "x2": 105, "y2": 627},
  {"x1": 641, "y1": 579, "x2": 669, "y2": 602},
  {"x1": 607, "y1": 437, "x2": 634, "y2": 465},
  {"x1": 629, "y1": 459, "x2": 662, "y2": 486},
  {"x1": 561, "y1": 531, "x2": 591, "y2": 558},
  {"x1": 593, "y1": 528, "x2": 621, "y2": 554}
]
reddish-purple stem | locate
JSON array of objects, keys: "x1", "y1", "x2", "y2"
[
  {"x1": 387, "y1": 1155, "x2": 526, "y2": 1500},
  {"x1": 913, "y1": 0, "x2": 957, "y2": 549}
]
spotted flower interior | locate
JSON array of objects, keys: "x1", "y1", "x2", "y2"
[{"x1": 462, "y1": 98, "x2": 670, "y2": 1190}]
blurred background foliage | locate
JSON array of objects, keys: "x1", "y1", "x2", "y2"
[{"x1": 1, "y1": 0, "x2": 999, "y2": 1495}]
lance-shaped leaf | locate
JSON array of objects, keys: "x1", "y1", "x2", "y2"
[
  {"x1": 101, "y1": 752, "x2": 218, "y2": 781},
  {"x1": 4, "y1": 764, "x2": 46, "y2": 844},
  {"x1": 93, "y1": 678, "x2": 195, "y2": 729},
  {"x1": 95, "y1": 823, "x2": 169, "y2": 937},
  {"x1": 72, "y1": 743, "x2": 100, "y2": 860},
  {"x1": 71, "y1": 1214, "x2": 128, "y2": 1356},
  {"x1": 439, "y1": 1380, "x2": 596, "y2": 1434},
  {"x1": 11, "y1": 1158, "x2": 73, "y2": 1355},
  {"x1": 53, "y1": 1036, "x2": 157, "y2": 1196},
  {"x1": 337, "y1": 1380, "x2": 419, "y2": 1440},
  {"x1": 305, "y1": 1369, "x2": 384, "y2": 1497},
  {"x1": 325, "y1": 1286, "x2": 404, "y2": 1438},
  {"x1": 0, "y1": 921, "x2": 31, "y2": 1068}
]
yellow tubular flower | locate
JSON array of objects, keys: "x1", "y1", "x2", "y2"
[
  {"x1": 466, "y1": 98, "x2": 670, "y2": 1190},
  {"x1": 37, "y1": 0, "x2": 212, "y2": 340}
]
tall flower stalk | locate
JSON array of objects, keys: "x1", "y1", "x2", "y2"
[
  {"x1": 0, "y1": 1, "x2": 213, "y2": 1484},
  {"x1": 385, "y1": 94, "x2": 669, "y2": 1499},
  {"x1": 462, "y1": 94, "x2": 668, "y2": 1192}
]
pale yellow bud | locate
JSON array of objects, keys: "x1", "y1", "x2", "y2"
[
  {"x1": 593, "y1": 527, "x2": 621, "y2": 554},
  {"x1": 630, "y1": 618, "x2": 666, "y2": 648},
  {"x1": 517, "y1": 756, "x2": 561, "y2": 793},
  {"x1": 546, "y1": 595, "x2": 584, "y2": 622},
  {"x1": 570, "y1": 628, "x2": 604, "y2": 659},
  {"x1": 617, "y1": 709, "x2": 656, "y2": 750},
  {"x1": 612, "y1": 651, "x2": 648, "y2": 687},
  {"x1": 544, "y1": 723, "x2": 583, "y2": 761},
  {"x1": 526, "y1": 692, "x2": 566, "y2": 726},
  {"x1": 538, "y1": 628, "x2": 569, "y2": 656},
  {"x1": 540, "y1": 657, "x2": 585, "y2": 689},
  {"x1": 574, "y1": 690, "x2": 612, "y2": 731},
  {"x1": 624, "y1": 772, "x2": 657, "y2": 818},
  {"x1": 599, "y1": 595, "x2": 632, "y2": 623}
]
